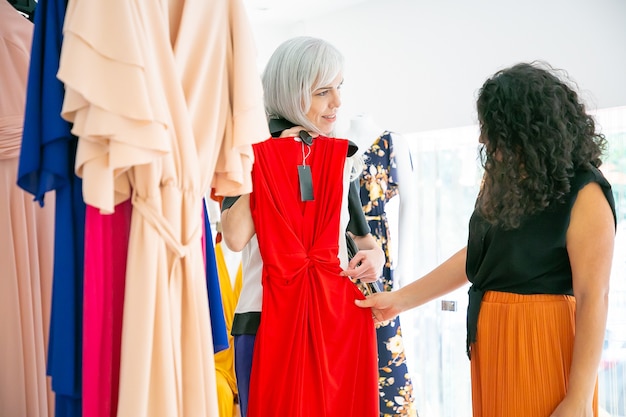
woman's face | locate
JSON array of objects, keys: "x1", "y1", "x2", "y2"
[{"x1": 305, "y1": 73, "x2": 343, "y2": 135}]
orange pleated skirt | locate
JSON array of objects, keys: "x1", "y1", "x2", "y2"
[{"x1": 470, "y1": 291, "x2": 598, "y2": 417}]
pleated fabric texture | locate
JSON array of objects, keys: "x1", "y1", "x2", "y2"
[
  {"x1": 0, "y1": 157, "x2": 56, "y2": 417},
  {"x1": 470, "y1": 291, "x2": 598, "y2": 417}
]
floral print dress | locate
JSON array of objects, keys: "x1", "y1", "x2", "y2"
[{"x1": 358, "y1": 131, "x2": 418, "y2": 417}]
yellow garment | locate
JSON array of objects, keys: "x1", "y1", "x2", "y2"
[{"x1": 214, "y1": 240, "x2": 242, "y2": 417}]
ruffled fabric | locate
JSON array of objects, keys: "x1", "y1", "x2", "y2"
[{"x1": 58, "y1": 0, "x2": 170, "y2": 213}]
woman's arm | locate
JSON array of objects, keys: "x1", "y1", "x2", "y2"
[
  {"x1": 356, "y1": 247, "x2": 469, "y2": 321},
  {"x1": 551, "y1": 182, "x2": 615, "y2": 416},
  {"x1": 220, "y1": 194, "x2": 255, "y2": 252}
]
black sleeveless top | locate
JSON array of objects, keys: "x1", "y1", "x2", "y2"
[{"x1": 465, "y1": 167, "x2": 616, "y2": 357}]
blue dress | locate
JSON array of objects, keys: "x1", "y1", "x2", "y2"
[
  {"x1": 17, "y1": 0, "x2": 84, "y2": 415},
  {"x1": 203, "y1": 198, "x2": 229, "y2": 353},
  {"x1": 358, "y1": 131, "x2": 417, "y2": 416}
]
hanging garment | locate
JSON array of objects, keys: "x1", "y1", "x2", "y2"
[
  {"x1": 214, "y1": 235, "x2": 243, "y2": 417},
  {"x1": 359, "y1": 131, "x2": 417, "y2": 416},
  {"x1": 82, "y1": 201, "x2": 131, "y2": 417},
  {"x1": 56, "y1": 1, "x2": 268, "y2": 416},
  {"x1": 0, "y1": 2, "x2": 55, "y2": 416},
  {"x1": 247, "y1": 137, "x2": 379, "y2": 417},
  {"x1": 82, "y1": 186, "x2": 227, "y2": 417},
  {"x1": 17, "y1": 1, "x2": 87, "y2": 416},
  {"x1": 203, "y1": 199, "x2": 229, "y2": 354}
]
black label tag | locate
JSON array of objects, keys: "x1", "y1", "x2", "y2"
[{"x1": 298, "y1": 165, "x2": 314, "y2": 201}]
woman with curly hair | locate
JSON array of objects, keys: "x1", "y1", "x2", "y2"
[{"x1": 357, "y1": 61, "x2": 617, "y2": 417}]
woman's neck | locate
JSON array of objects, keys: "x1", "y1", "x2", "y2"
[{"x1": 346, "y1": 115, "x2": 384, "y2": 152}]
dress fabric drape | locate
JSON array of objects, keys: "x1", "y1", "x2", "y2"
[
  {"x1": 17, "y1": 1, "x2": 86, "y2": 415},
  {"x1": 0, "y1": 2, "x2": 55, "y2": 416},
  {"x1": 56, "y1": 1, "x2": 268, "y2": 416},
  {"x1": 247, "y1": 137, "x2": 379, "y2": 417},
  {"x1": 0, "y1": 159, "x2": 55, "y2": 417},
  {"x1": 82, "y1": 201, "x2": 132, "y2": 417}
]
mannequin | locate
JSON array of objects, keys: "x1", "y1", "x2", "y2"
[
  {"x1": 344, "y1": 114, "x2": 415, "y2": 287},
  {"x1": 344, "y1": 113, "x2": 418, "y2": 416}
]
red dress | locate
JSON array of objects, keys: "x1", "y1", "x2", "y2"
[{"x1": 247, "y1": 137, "x2": 379, "y2": 417}]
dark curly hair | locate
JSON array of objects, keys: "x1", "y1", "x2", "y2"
[{"x1": 475, "y1": 61, "x2": 607, "y2": 230}]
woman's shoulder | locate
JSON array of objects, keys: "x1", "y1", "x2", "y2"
[
  {"x1": 572, "y1": 166, "x2": 612, "y2": 191},
  {"x1": 570, "y1": 166, "x2": 616, "y2": 220}
]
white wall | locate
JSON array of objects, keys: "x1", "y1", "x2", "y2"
[{"x1": 248, "y1": 0, "x2": 626, "y2": 134}]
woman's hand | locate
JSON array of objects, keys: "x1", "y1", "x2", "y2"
[
  {"x1": 549, "y1": 395, "x2": 593, "y2": 417},
  {"x1": 341, "y1": 233, "x2": 384, "y2": 283},
  {"x1": 340, "y1": 248, "x2": 384, "y2": 283},
  {"x1": 355, "y1": 291, "x2": 403, "y2": 323}
]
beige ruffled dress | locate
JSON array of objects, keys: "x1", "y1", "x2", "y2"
[{"x1": 57, "y1": 0, "x2": 268, "y2": 416}]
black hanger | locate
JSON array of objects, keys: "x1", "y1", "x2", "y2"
[
  {"x1": 8, "y1": 0, "x2": 36, "y2": 22},
  {"x1": 268, "y1": 118, "x2": 358, "y2": 156},
  {"x1": 298, "y1": 130, "x2": 313, "y2": 146}
]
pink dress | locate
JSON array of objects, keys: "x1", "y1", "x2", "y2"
[
  {"x1": 0, "y1": 2, "x2": 55, "y2": 416},
  {"x1": 82, "y1": 201, "x2": 132, "y2": 417}
]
